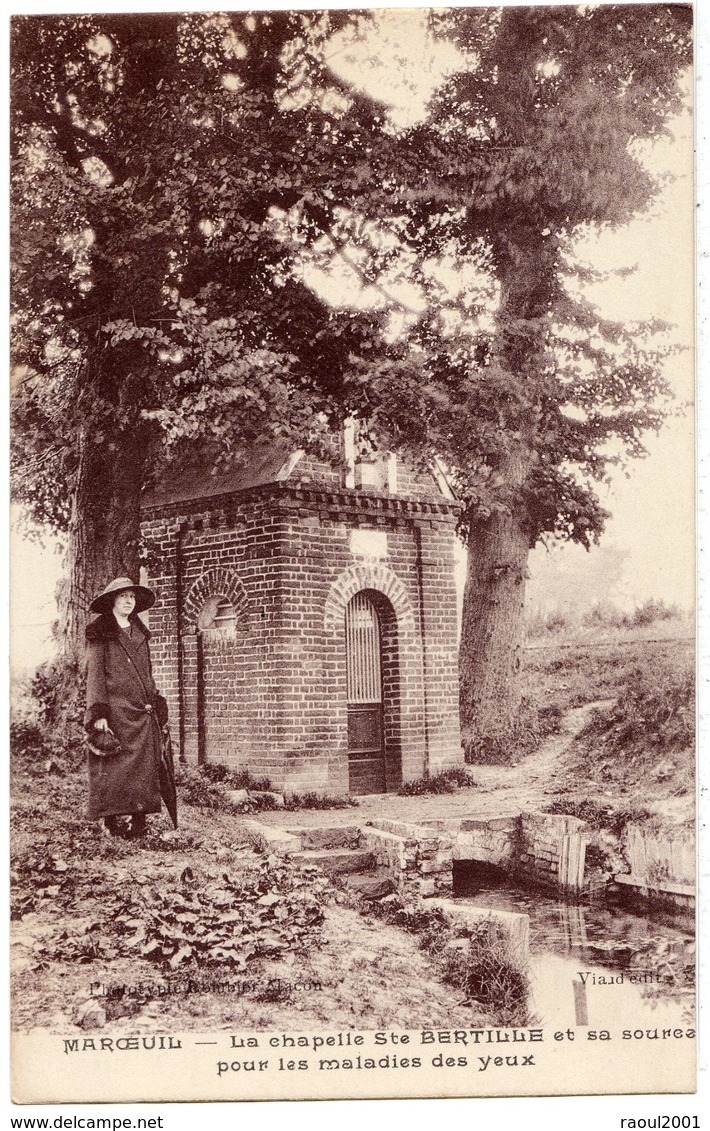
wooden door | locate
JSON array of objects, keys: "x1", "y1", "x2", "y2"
[{"x1": 346, "y1": 591, "x2": 386, "y2": 794}]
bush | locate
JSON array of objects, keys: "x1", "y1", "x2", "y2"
[
  {"x1": 464, "y1": 699, "x2": 563, "y2": 765},
  {"x1": 200, "y1": 763, "x2": 272, "y2": 792},
  {"x1": 10, "y1": 718, "x2": 47, "y2": 762},
  {"x1": 283, "y1": 792, "x2": 358, "y2": 811},
  {"x1": 398, "y1": 767, "x2": 473, "y2": 796},
  {"x1": 544, "y1": 797, "x2": 653, "y2": 838},
  {"x1": 29, "y1": 657, "x2": 84, "y2": 730},
  {"x1": 625, "y1": 598, "x2": 681, "y2": 629},
  {"x1": 526, "y1": 608, "x2": 570, "y2": 638},
  {"x1": 582, "y1": 601, "x2": 627, "y2": 631},
  {"x1": 11, "y1": 658, "x2": 84, "y2": 771},
  {"x1": 176, "y1": 765, "x2": 278, "y2": 811},
  {"x1": 175, "y1": 764, "x2": 227, "y2": 810},
  {"x1": 527, "y1": 598, "x2": 686, "y2": 642},
  {"x1": 177, "y1": 764, "x2": 358, "y2": 813},
  {"x1": 582, "y1": 598, "x2": 683, "y2": 633}
]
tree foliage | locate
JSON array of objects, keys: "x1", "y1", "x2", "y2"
[
  {"x1": 10, "y1": 10, "x2": 390, "y2": 648},
  {"x1": 299, "y1": 5, "x2": 691, "y2": 750},
  {"x1": 331, "y1": 4, "x2": 692, "y2": 545},
  {"x1": 12, "y1": 11, "x2": 379, "y2": 508}
]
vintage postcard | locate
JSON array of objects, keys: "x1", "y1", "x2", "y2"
[{"x1": 9, "y1": 0, "x2": 697, "y2": 1108}]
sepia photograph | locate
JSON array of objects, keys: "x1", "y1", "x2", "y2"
[{"x1": 8, "y1": 0, "x2": 697, "y2": 1106}]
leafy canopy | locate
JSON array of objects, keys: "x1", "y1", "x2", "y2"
[
  {"x1": 11, "y1": 7, "x2": 693, "y2": 554},
  {"x1": 10, "y1": 10, "x2": 390, "y2": 531},
  {"x1": 301, "y1": 5, "x2": 693, "y2": 547}
]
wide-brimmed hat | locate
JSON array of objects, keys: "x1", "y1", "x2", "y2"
[{"x1": 89, "y1": 576, "x2": 156, "y2": 615}]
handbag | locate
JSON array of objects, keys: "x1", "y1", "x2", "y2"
[{"x1": 88, "y1": 726, "x2": 122, "y2": 758}]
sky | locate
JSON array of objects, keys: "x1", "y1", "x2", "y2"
[{"x1": 8, "y1": 4, "x2": 697, "y2": 677}]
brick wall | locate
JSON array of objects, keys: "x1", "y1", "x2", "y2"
[
  {"x1": 292, "y1": 445, "x2": 449, "y2": 503},
  {"x1": 142, "y1": 459, "x2": 463, "y2": 795}
]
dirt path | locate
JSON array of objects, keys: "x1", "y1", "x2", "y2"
[
  {"x1": 462, "y1": 699, "x2": 614, "y2": 814},
  {"x1": 258, "y1": 700, "x2": 612, "y2": 831}
]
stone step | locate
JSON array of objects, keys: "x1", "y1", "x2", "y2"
[
  {"x1": 292, "y1": 848, "x2": 376, "y2": 875},
  {"x1": 240, "y1": 820, "x2": 301, "y2": 856},
  {"x1": 342, "y1": 869, "x2": 398, "y2": 900},
  {"x1": 288, "y1": 825, "x2": 362, "y2": 851}
]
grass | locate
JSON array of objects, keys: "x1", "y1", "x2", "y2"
[
  {"x1": 365, "y1": 896, "x2": 532, "y2": 1027},
  {"x1": 398, "y1": 767, "x2": 473, "y2": 796},
  {"x1": 579, "y1": 652, "x2": 694, "y2": 759},
  {"x1": 462, "y1": 602, "x2": 692, "y2": 768},
  {"x1": 463, "y1": 697, "x2": 563, "y2": 766},
  {"x1": 522, "y1": 636, "x2": 694, "y2": 716},
  {"x1": 535, "y1": 641, "x2": 695, "y2": 831},
  {"x1": 564, "y1": 650, "x2": 694, "y2": 802},
  {"x1": 430, "y1": 924, "x2": 530, "y2": 1027}
]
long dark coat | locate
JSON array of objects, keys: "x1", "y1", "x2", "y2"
[{"x1": 84, "y1": 613, "x2": 165, "y2": 820}]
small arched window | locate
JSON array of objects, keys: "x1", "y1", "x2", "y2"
[{"x1": 198, "y1": 595, "x2": 236, "y2": 632}]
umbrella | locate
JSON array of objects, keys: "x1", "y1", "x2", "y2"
[{"x1": 159, "y1": 724, "x2": 179, "y2": 829}]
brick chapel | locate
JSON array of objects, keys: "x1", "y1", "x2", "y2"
[{"x1": 141, "y1": 427, "x2": 464, "y2": 795}]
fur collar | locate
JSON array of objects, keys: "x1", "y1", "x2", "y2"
[{"x1": 86, "y1": 612, "x2": 152, "y2": 642}]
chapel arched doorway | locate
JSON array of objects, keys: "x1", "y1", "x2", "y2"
[{"x1": 345, "y1": 590, "x2": 401, "y2": 793}]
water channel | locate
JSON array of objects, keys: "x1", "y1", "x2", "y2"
[{"x1": 454, "y1": 868, "x2": 695, "y2": 1031}]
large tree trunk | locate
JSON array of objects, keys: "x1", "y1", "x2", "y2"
[
  {"x1": 459, "y1": 467, "x2": 530, "y2": 762},
  {"x1": 58, "y1": 427, "x2": 146, "y2": 663},
  {"x1": 456, "y1": 10, "x2": 554, "y2": 754},
  {"x1": 458, "y1": 212, "x2": 544, "y2": 760}
]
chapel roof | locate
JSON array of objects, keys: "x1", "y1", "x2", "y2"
[
  {"x1": 142, "y1": 443, "x2": 296, "y2": 509},
  {"x1": 142, "y1": 438, "x2": 457, "y2": 511}
]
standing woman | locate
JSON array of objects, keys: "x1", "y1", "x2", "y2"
[{"x1": 84, "y1": 577, "x2": 169, "y2": 838}]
